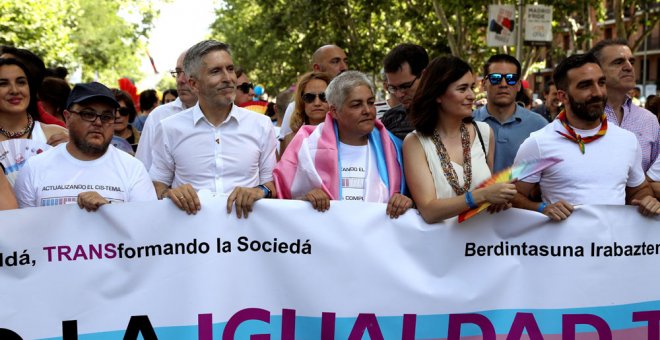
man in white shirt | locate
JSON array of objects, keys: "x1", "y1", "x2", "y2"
[
  {"x1": 136, "y1": 49, "x2": 198, "y2": 170},
  {"x1": 512, "y1": 53, "x2": 660, "y2": 221},
  {"x1": 14, "y1": 82, "x2": 157, "y2": 210},
  {"x1": 150, "y1": 40, "x2": 277, "y2": 218}
]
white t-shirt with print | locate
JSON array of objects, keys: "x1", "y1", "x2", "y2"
[
  {"x1": 14, "y1": 143, "x2": 156, "y2": 207},
  {"x1": 339, "y1": 142, "x2": 389, "y2": 203}
]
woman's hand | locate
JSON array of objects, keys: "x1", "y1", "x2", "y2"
[
  {"x1": 479, "y1": 183, "x2": 517, "y2": 205},
  {"x1": 386, "y1": 193, "x2": 413, "y2": 219},
  {"x1": 304, "y1": 188, "x2": 330, "y2": 212}
]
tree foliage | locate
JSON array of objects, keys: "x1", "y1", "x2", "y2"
[
  {"x1": 0, "y1": 0, "x2": 159, "y2": 86},
  {"x1": 211, "y1": 0, "x2": 451, "y2": 95}
]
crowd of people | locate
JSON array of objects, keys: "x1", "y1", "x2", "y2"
[{"x1": 1, "y1": 38, "x2": 659, "y2": 222}]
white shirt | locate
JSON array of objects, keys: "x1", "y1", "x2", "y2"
[
  {"x1": 338, "y1": 141, "x2": 389, "y2": 203},
  {"x1": 515, "y1": 120, "x2": 645, "y2": 205},
  {"x1": 648, "y1": 155, "x2": 660, "y2": 181},
  {"x1": 149, "y1": 103, "x2": 277, "y2": 193},
  {"x1": 14, "y1": 143, "x2": 156, "y2": 207},
  {"x1": 278, "y1": 102, "x2": 295, "y2": 140},
  {"x1": 135, "y1": 97, "x2": 189, "y2": 170}
]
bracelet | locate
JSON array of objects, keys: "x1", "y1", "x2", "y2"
[
  {"x1": 257, "y1": 184, "x2": 272, "y2": 198},
  {"x1": 537, "y1": 202, "x2": 547, "y2": 213},
  {"x1": 465, "y1": 191, "x2": 478, "y2": 209}
]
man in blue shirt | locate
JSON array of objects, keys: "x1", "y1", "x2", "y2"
[{"x1": 473, "y1": 54, "x2": 548, "y2": 172}]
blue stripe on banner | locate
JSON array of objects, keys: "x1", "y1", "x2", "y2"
[{"x1": 38, "y1": 300, "x2": 660, "y2": 339}]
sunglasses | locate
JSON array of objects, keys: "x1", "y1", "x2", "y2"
[
  {"x1": 237, "y1": 82, "x2": 254, "y2": 93},
  {"x1": 301, "y1": 92, "x2": 327, "y2": 104},
  {"x1": 117, "y1": 107, "x2": 132, "y2": 116},
  {"x1": 486, "y1": 73, "x2": 520, "y2": 86}
]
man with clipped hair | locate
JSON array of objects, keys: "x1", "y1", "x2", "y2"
[
  {"x1": 512, "y1": 53, "x2": 659, "y2": 221},
  {"x1": 589, "y1": 38, "x2": 659, "y2": 172},
  {"x1": 380, "y1": 43, "x2": 429, "y2": 140},
  {"x1": 149, "y1": 40, "x2": 277, "y2": 218},
  {"x1": 473, "y1": 54, "x2": 548, "y2": 172}
]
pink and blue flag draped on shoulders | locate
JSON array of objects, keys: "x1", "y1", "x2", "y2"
[{"x1": 274, "y1": 114, "x2": 405, "y2": 201}]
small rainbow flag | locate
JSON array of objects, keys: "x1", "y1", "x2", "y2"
[
  {"x1": 240, "y1": 100, "x2": 268, "y2": 114},
  {"x1": 458, "y1": 157, "x2": 562, "y2": 223}
]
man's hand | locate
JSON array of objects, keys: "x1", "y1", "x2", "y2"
[
  {"x1": 386, "y1": 193, "x2": 413, "y2": 219},
  {"x1": 487, "y1": 202, "x2": 512, "y2": 214},
  {"x1": 227, "y1": 186, "x2": 264, "y2": 219},
  {"x1": 303, "y1": 188, "x2": 330, "y2": 212},
  {"x1": 631, "y1": 196, "x2": 660, "y2": 217},
  {"x1": 77, "y1": 191, "x2": 109, "y2": 212},
  {"x1": 540, "y1": 200, "x2": 574, "y2": 221},
  {"x1": 167, "y1": 184, "x2": 201, "y2": 215}
]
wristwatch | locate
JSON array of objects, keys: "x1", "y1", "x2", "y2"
[{"x1": 256, "y1": 184, "x2": 272, "y2": 198}]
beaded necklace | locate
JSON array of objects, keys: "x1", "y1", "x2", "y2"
[
  {"x1": 555, "y1": 110, "x2": 607, "y2": 154},
  {"x1": 431, "y1": 122, "x2": 472, "y2": 195},
  {"x1": 0, "y1": 113, "x2": 34, "y2": 139}
]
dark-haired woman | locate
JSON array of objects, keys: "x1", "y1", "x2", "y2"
[
  {"x1": 0, "y1": 58, "x2": 68, "y2": 183},
  {"x1": 403, "y1": 56, "x2": 516, "y2": 223},
  {"x1": 112, "y1": 89, "x2": 140, "y2": 149}
]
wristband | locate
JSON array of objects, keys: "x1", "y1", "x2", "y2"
[
  {"x1": 465, "y1": 191, "x2": 478, "y2": 209},
  {"x1": 537, "y1": 202, "x2": 547, "y2": 213},
  {"x1": 257, "y1": 184, "x2": 272, "y2": 198}
]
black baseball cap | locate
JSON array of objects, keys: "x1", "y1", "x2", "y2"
[{"x1": 66, "y1": 82, "x2": 119, "y2": 109}]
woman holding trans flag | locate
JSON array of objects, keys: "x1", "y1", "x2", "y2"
[
  {"x1": 403, "y1": 56, "x2": 517, "y2": 223},
  {"x1": 274, "y1": 71, "x2": 412, "y2": 218}
]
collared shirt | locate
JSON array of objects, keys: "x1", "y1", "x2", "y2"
[
  {"x1": 604, "y1": 96, "x2": 660, "y2": 172},
  {"x1": 473, "y1": 105, "x2": 548, "y2": 172},
  {"x1": 136, "y1": 97, "x2": 189, "y2": 170},
  {"x1": 149, "y1": 103, "x2": 277, "y2": 194}
]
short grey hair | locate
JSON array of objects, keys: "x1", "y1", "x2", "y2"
[
  {"x1": 183, "y1": 40, "x2": 231, "y2": 79},
  {"x1": 325, "y1": 71, "x2": 375, "y2": 109}
]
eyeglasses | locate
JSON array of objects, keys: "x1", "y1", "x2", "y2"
[
  {"x1": 169, "y1": 69, "x2": 184, "y2": 78},
  {"x1": 237, "y1": 82, "x2": 254, "y2": 93},
  {"x1": 486, "y1": 73, "x2": 519, "y2": 86},
  {"x1": 387, "y1": 77, "x2": 418, "y2": 94},
  {"x1": 301, "y1": 92, "x2": 327, "y2": 103},
  {"x1": 68, "y1": 109, "x2": 116, "y2": 124},
  {"x1": 117, "y1": 107, "x2": 132, "y2": 116}
]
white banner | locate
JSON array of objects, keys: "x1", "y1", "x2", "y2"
[
  {"x1": 488, "y1": 5, "x2": 517, "y2": 47},
  {"x1": 524, "y1": 5, "x2": 553, "y2": 43},
  {"x1": 0, "y1": 197, "x2": 659, "y2": 339}
]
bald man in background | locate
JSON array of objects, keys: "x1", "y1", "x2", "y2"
[{"x1": 278, "y1": 45, "x2": 348, "y2": 140}]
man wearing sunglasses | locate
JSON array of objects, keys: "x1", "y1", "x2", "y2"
[
  {"x1": 136, "y1": 49, "x2": 199, "y2": 170},
  {"x1": 234, "y1": 67, "x2": 255, "y2": 106},
  {"x1": 380, "y1": 43, "x2": 429, "y2": 141},
  {"x1": 473, "y1": 54, "x2": 548, "y2": 172},
  {"x1": 14, "y1": 82, "x2": 157, "y2": 210}
]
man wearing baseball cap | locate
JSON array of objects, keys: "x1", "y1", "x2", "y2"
[{"x1": 14, "y1": 82, "x2": 156, "y2": 211}]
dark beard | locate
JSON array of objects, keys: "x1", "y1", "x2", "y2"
[
  {"x1": 568, "y1": 93, "x2": 607, "y2": 121},
  {"x1": 71, "y1": 133, "x2": 110, "y2": 157}
]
